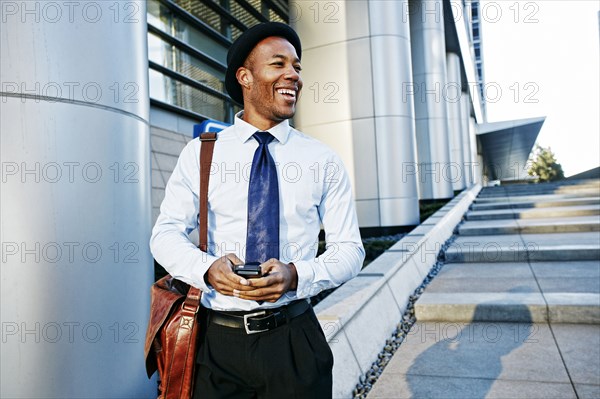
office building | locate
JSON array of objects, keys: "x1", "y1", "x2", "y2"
[{"x1": 0, "y1": 0, "x2": 543, "y2": 396}]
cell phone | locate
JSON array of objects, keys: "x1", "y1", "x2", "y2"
[{"x1": 233, "y1": 262, "x2": 262, "y2": 278}]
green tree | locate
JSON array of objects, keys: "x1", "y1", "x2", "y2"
[{"x1": 528, "y1": 144, "x2": 565, "y2": 182}]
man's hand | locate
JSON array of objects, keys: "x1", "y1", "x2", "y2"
[
  {"x1": 205, "y1": 253, "x2": 258, "y2": 296},
  {"x1": 232, "y1": 259, "x2": 298, "y2": 303}
]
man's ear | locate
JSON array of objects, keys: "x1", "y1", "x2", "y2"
[{"x1": 236, "y1": 67, "x2": 252, "y2": 89}]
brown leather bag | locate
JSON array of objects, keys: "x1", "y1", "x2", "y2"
[{"x1": 144, "y1": 132, "x2": 218, "y2": 399}]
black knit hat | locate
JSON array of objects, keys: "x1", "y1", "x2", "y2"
[{"x1": 225, "y1": 22, "x2": 302, "y2": 106}]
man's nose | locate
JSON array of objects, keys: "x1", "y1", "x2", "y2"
[{"x1": 284, "y1": 66, "x2": 300, "y2": 81}]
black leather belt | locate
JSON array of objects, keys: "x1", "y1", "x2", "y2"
[{"x1": 208, "y1": 300, "x2": 310, "y2": 334}]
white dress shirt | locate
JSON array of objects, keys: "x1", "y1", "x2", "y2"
[{"x1": 150, "y1": 113, "x2": 365, "y2": 311}]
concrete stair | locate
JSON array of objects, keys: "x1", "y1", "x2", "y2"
[
  {"x1": 416, "y1": 179, "x2": 600, "y2": 324},
  {"x1": 367, "y1": 180, "x2": 600, "y2": 399}
]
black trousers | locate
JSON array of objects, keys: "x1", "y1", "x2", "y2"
[{"x1": 193, "y1": 306, "x2": 333, "y2": 399}]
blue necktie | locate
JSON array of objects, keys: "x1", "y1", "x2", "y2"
[{"x1": 245, "y1": 132, "x2": 279, "y2": 264}]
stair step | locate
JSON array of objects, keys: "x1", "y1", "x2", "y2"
[
  {"x1": 415, "y1": 292, "x2": 600, "y2": 323},
  {"x1": 458, "y1": 216, "x2": 600, "y2": 235},
  {"x1": 466, "y1": 205, "x2": 600, "y2": 220},
  {"x1": 477, "y1": 181, "x2": 600, "y2": 198},
  {"x1": 475, "y1": 193, "x2": 599, "y2": 203},
  {"x1": 444, "y1": 233, "x2": 600, "y2": 263},
  {"x1": 477, "y1": 187, "x2": 600, "y2": 198},
  {"x1": 471, "y1": 197, "x2": 600, "y2": 211},
  {"x1": 428, "y1": 261, "x2": 600, "y2": 294}
]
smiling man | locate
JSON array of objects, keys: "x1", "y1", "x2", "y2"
[
  {"x1": 236, "y1": 36, "x2": 302, "y2": 130},
  {"x1": 150, "y1": 22, "x2": 364, "y2": 398}
]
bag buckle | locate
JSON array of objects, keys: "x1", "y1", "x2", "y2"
[
  {"x1": 181, "y1": 301, "x2": 200, "y2": 314},
  {"x1": 199, "y1": 133, "x2": 217, "y2": 142},
  {"x1": 243, "y1": 311, "x2": 267, "y2": 334}
]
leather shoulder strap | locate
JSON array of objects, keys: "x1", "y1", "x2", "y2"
[
  {"x1": 198, "y1": 132, "x2": 217, "y2": 253},
  {"x1": 153, "y1": 133, "x2": 218, "y2": 398}
]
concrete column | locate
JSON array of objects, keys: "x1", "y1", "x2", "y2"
[
  {"x1": 409, "y1": 0, "x2": 454, "y2": 199},
  {"x1": 292, "y1": 0, "x2": 419, "y2": 228},
  {"x1": 445, "y1": 52, "x2": 466, "y2": 190},
  {"x1": 368, "y1": 0, "x2": 420, "y2": 226},
  {"x1": 1, "y1": 2, "x2": 154, "y2": 398},
  {"x1": 471, "y1": 117, "x2": 482, "y2": 184},
  {"x1": 460, "y1": 92, "x2": 473, "y2": 185}
]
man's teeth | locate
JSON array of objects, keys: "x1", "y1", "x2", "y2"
[{"x1": 277, "y1": 89, "x2": 296, "y2": 97}]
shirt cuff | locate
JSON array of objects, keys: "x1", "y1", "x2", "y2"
[
  {"x1": 292, "y1": 259, "x2": 316, "y2": 299},
  {"x1": 190, "y1": 253, "x2": 221, "y2": 293}
]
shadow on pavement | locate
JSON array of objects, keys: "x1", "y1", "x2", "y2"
[{"x1": 407, "y1": 288, "x2": 534, "y2": 399}]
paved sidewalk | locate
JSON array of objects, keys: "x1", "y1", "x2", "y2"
[{"x1": 368, "y1": 180, "x2": 600, "y2": 399}]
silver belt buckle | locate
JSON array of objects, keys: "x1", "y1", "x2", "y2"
[{"x1": 243, "y1": 311, "x2": 267, "y2": 334}]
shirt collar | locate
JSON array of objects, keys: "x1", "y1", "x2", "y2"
[{"x1": 233, "y1": 111, "x2": 291, "y2": 144}]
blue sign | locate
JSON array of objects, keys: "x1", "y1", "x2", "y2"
[{"x1": 194, "y1": 120, "x2": 231, "y2": 138}]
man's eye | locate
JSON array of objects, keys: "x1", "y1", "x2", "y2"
[
  {"x1": 294, "y1": 65, "x2": 302, "y2": 72},
  {"x1": 272, "y1": 62, "x2": 284, "y2": 66}
]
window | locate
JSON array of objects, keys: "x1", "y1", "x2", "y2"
[
  {"x1": 150, "y1": 69, "x2": 228, "y2": 121},
  {"x1": 147, "y1": 0, "x2": 289, "y2": 123}
]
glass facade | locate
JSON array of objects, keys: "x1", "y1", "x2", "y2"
[
  {"x1": 147, "y1": 0, "x2": 288, "y2": 123},
  {"x1": 470, "y1": 0, "x2": 486, "y2": 117}
]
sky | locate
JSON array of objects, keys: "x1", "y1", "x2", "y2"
[{"x1": 480, "y1": 0, "x2": 600, "y2": 176}]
